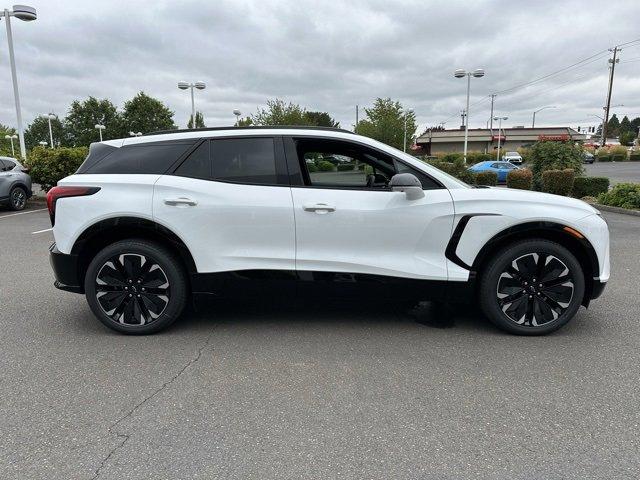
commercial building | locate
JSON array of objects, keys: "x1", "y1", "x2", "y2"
[{"x1": 415, "y1": 126, "x2": 586, "y2": 155}]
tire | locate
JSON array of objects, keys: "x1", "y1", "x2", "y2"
[
  {"x1": 9, "y1": 186, "x2": 27, "y2": 211},
  {"x1": 479, "y1": 239, "x2": 585, "y2": 335},
  {"x1": 84, "y1": 239, "x2": 188, "y2": 334}
]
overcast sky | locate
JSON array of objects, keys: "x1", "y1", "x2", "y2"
[{"x1": 1, "y1": 0, "x2": 639, "y2": 136}]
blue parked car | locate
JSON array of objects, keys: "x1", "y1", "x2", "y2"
[{"x1": 468, "y1": 160, "x2": 519, "y2": 183}]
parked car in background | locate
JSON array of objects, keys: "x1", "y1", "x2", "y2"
[
  {"x1": 502, "y1": 151, "x2": 523, "y2": 165},
  {"x1": 0, "y1": 156, "x2": 32, "y2": 211},
  {"x1": 468, "y1": 160, "x2": 519, "y2": 183},
  {"x1": 584, "y1": 152, "x2": 595, "y2": 164},
  {"x1": 48, "y1": 126, "x2": 609, "y2": 336}
]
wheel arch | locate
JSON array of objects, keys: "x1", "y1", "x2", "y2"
[
  {"x1": 471, "y1": 221, "x2": 600, "y2": 306},
  {"x1": 71, "y1": 216, "x2": 197, "y2": 288}
]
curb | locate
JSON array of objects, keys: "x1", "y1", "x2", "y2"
[{"x1": 592, "y1": 203, "x2": 640, "y2": 217}]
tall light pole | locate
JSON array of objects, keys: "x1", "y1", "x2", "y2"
[
  {"x1": 45, "y1": 113, "x2": 56, "y2": 148},
  {"x1": 95, "y1": 124, "x2": 105, "y2": 141},
  {"x1": 1, "y1": 5, "x2": 37, "y2": 160},
  {"x1": 178, "y1": 81, "x2": 206, "y2": 128},
  {"x1": 233, "y1": 109, "x2": 241, "y2": 126},
  {"x1": 454, "y1": 68, "x2": 485, "y2": 163},
  {"x1": 4, "y1": 133, "x2": 17, "y2": 156},
  {"x1": 493, "y1": 116, "x2": 508, "y2": 160},
  {"x1": 532, "y1": 106, "x2": 556, "y2": 128},
  {"x1": 403, "y1": 108, "x2": 414, "y2": 153}
]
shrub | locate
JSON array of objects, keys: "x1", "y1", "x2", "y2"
[
  {"x1": 438, "y1": 152, "x2": 464, "y2": 163},
  {"x1": 336, "y1": 163, "x2": 355, "y2": 172},
  {"x1": 619, "y1": 131, "x2": 636, "y2": 146},
  {"x1": 426, "y1": 158, "x2": 475, "y2": 184},
  {"x1": 541, "y1": 169, "x2": 575, "y2": 196},
  {"x1": 529, "y1": 140, "x2": 583, "y2": 189},
  {"x1": 307, "y1": 163, "x2": 318, "y2": 172},
  {"x1": 517, "y1": 147, "x2": 531, "y2": 164},
  {"x1": 466, "y1": 151, "x2": 494, "y2": 165},
  {"x1": 474, "y1": 171, "x2": 497, "y2": 186},
  {"x1": 609, "y1": 145, "x2": 629, "y2": 161},
  {"x1": 25, "y1": 146, "x2": 88, "y2": 192},
  {"x1": 597, "y1": 154, "x2": 612, "y2": 162},
  {"x1": 597, "y1": 183, "x2": 640, "y2": 209},
  {"x1": 316, "y1": 160, "x2": 335, "y2": 172},
  {"x1": 581, "y1": 196, "x2": 597, "y2": 203},
  {"x1": 572, "y1": 177, "x2": 610, "y2": 198},
  {"x1": 506, "y1": 168, "x2": 533, "y2": 190},
  {"x1": 630, "y1": 153, "x2": 640, "y2": 162}
]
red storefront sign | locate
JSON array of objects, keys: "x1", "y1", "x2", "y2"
[{"x1": 538, "y1": 134, "x2": 570, "y2": 141}]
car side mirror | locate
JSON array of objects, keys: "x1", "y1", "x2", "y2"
[{"x1": 390, "y1": 173, "x2": 425, "y2": 200}]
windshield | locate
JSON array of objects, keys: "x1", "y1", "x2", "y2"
[{"x1": 506, "y1": 152, "x2": 519, "y2": 156}]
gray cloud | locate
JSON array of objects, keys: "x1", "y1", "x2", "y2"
[{"x1": 0, "y1": 0, "x2": 638, "y2": 136}]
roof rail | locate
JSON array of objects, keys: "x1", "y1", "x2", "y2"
[{"x1": 143, "y1": 125, "x2": 355, "y2": 136}]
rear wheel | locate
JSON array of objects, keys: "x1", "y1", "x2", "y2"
[
  {"x1": 9, "y1": 186, "x2": 27, "y2": 211},
  {"x1": 479, "y1": 239, "x2": 585, "y2": 335},
  {"x1": 84, "y1": 239, "x2": 188, "y2": 334}
]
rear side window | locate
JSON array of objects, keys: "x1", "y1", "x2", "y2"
[
  {"x1": 212, "y1": 138, "x2": 277, "y2": 184},
  {"x1": 174, "y1": 137, "x2": 281, "y2": 185},
  {"x1": 82, "y1": 141, "x2": 195, "y2": 175},
  {"x1": 1, "y1": 160, "x2": 16, "y2": 171},
  {"x1": 76, "y1": 143, "x2": 117, "y2": 173}
]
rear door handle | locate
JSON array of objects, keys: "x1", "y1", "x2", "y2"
[
  {"x1": 164, "y1": 197, "x2": 197, "y2": 207},
  {"x1": 303, "y1": 203, "x2": 336, "y2": 214}
]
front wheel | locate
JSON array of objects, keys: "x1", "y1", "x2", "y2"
[
  {"x1": 84, "y1": 239, "x2": 188, "y2": 334},
  {"x1": 479, "y1": 239, "x2": 585, "y2": 335},
  {"x1": 9, "y1": 186, "x2": 27, "y2": 211}
]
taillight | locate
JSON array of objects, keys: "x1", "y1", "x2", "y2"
[{"x1": 46, "y1": 186, "x2": 100, "y2": 226}]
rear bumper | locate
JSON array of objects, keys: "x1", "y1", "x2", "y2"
[{"x1": 49, "y1": 243, "x2": 84, "y2": 294}]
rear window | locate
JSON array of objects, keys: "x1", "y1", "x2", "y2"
[{"x1": 79, "y1": 141, "x2": 195, "y2": 175}]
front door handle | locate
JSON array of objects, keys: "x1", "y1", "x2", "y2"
[
  {"x1": 164, "y1": 197, "x2": 197, "y2": 207},
  {"x1": 303, "y1": 203, "x2": 336, "y2": 214}
]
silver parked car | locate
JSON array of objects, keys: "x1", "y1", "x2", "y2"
[{"x1": 0, "y1": 156, "x2": 32, "y2": 210}]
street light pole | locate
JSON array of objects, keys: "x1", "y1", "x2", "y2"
[
  {"x1": 1, "y1": 6, "x2": 37, "y2": 160},
  {"x1": 493, "y1": 116, "x2": 508, "y2": 161},
  {"x1": 532, "y1": 106, "x2": 556, "y2": 128},
  {"x1": 403, "y1": 108, "x2": 413, "y2": 153},
  {"x1": 46, "y1": 113, "x2": 55, "y2": 148},
  {"x1": 454, "y1": 68, "x2": 485, "y2": 164},
  {"x1": 4, "y1": 134, "x2": 17, "y2": 156},
  {"x1": 233, "y1": 109, "x2": 241, "y2": 126},
  {"x1": 95, "y1": 124, "x2": 105, "y2": 141},
  {"x1": 178, "y1": 81, "x2": 206, "y2": 128}
]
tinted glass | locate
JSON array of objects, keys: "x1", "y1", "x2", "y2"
[
  {"x1": 393, "y1": 160, "x2": 441, "y2": 189},
  {"x1": 2, "y1": 160, "x2": 15, "y2": 171},
  {"x1": 174, "y1": 141, "x2": 210, "y2": 179},
  {"x1": 211, "y1": 138, "x2": 277, "y2": 184},
  {"x1": 85, "y1": 142, "x2": 194, "y2": 174},
  {"x1": 76, "y1": 142, "x2": 118, "y2": 173}
]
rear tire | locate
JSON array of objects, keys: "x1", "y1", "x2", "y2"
[
  {"x1": 9, "y1": 186, "x2": 27, "y2": 211},
  {"x1": 84, "y1": 239, "x2": 188, "y2": 334},
  {"x1": 479, "y1": 239, "x2": 585, "y2": 335}
]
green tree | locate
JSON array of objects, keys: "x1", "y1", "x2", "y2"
[
  {"x1": 236, "y1": 116, "x2": 253, "y2": 127},
  {"x1": 64, "y1": 97, "x2": 122, "y2": 146},
  {"x1": 25, "y1": 114, "x2": 66, "y2": 150},
  {"x1": 0, "y1": 124, "x2": 17, "y2": 157},
  {"x1": 355, "y1": 98, "x2": 416, "y2": 151},
  {"x1": 187, "y1": 111, "x2": 206, "y2": 129},
  {"x1": 121, "y1": 91, "x2": 176, "y2": 134},
  {"x1": 619, "y1": 131, "x2": 636, "y2": 146},
  {"x1": 251, "y1": 99, "x2": 310, "y2": 126},
  {"x1": 619, "y1": 115, "x2": 633, "y2": 135},
  {"x1": 303, "y1": 111, "x2": 340, "y2": 128},
  {"x1": 606, "y1": 114, "x2": 621, "y2": 137}
]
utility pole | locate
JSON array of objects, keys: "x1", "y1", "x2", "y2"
[
  {"x1": 602, "y1": 46, "x2": 620, "y2": 147},
  {"x1": 489, "y1": 94, "x2": 496, "y2": 133},
  {"x1": 460, "y1": 110, "x2": 467, "y2": 127},
  {"x1": 355, "y1": 105, "x2": 359, "y2": 132}
]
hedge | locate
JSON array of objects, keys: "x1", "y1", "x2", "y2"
[
  {"x1": 506, "y1": 168, "x2": 533, "y2": 190},
  {"x1": 466, "y1": 151, "x2": 494, "y2": 165},
  {"x1": 572, "y1": 177, "x2": 610, "y2": 199},
  {"x1": 474, "y1": 171, "x2": 497, "y2": 186},
  {"x1": 336, "y1": 163, "x2": 355, "y2": 171},
  {"x1": 597, "y1": 183, "x2": 640, "y2": 210},
  {"x1": 597, "y1": 154, "x2": 612, "y2": 162},
  {"x1": 541, "y1": 169, "x2": 575, "y2": 196},
  {"x1": 426, "y1": 158, "x2": 475, "y2": 184},
  {"x1": 307, "y1": 163, "x2": 318, "y2": 172},
  {"x1": 438, "y1": 152, "x2": 464, "y2": 163},
  {"x1": 529, "y1": 140, "x2": 583, "y2": 189},
  {"x1": 630, "y1": 153, "x2": 640, "y2": 162},
  {"x1": 24, "y1": 146, "x2": 88, "y2": 192},
  {"x1": 316, "y1": 160, "x2": 335, "y2": 172}
]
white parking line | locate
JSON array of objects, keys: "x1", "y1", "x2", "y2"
[
  {"x1": 32, "y1": 227, "x2": 53, "y2": 234},
  {"x1": 0, "y1": 208, "x2": 47, "y2": 219}
]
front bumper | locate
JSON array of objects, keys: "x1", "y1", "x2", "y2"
[
  {"x1": 590, "y1": 279, "x2": 607, "y2": 300},
  {"x1": 49, "y1": 243, "x2": 84, "y2": 294}
]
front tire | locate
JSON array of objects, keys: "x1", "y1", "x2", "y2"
[
  {"x1": 9, "y1": 186, "x2": 27, "y2": 211},
  {"x1": 479, "y1": 239, "x2": 585, "y2": 335},
  {"x1": 84, "y1": 239, "x2": 188, "y2": 334}
]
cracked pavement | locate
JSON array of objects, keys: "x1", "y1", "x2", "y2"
[{"x1": 1, "y1": 206, "x2": 639, "y2": 479}]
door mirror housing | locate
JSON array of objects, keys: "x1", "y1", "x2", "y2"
[{"x1": 390, "y1": 173, "x2": 425, "y2": 200}]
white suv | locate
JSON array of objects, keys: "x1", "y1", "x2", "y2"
[{"x1": 48, "y1": 127, "x2": 609, "y2": 335}]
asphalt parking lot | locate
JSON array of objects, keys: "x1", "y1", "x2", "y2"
[
  {"x1": 1, "y1": 204, "x2": 639, "y2": 479},
  {"x1": 585, "y1": 161, "x2": 640, "y2": 185}
]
